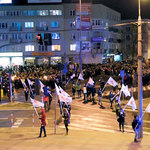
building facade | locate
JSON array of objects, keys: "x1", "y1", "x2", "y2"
[
  {"x1": 0, "y1": 3, "x2": 121, "y2": 67},
  {"x1": 121, "y1": 19, "x2": 150, "y2": 60}
]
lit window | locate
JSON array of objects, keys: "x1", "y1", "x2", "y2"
[
  {"x1": 25, "y1": 45, "x2": 35, "y2": 51},
  {"x1": 51, "y1": 57, "x2": 62, "y2": 65},
  {"x1": 37, "y1": 10, "x2": 48, "y2": 16},
  {"x1": 25, "y1": 22, "x2": 34, "y2": 28},
  {"x1": 50, "y1": 10, "x2": 62, "y2": 16},
  {"x1": 51, "y1": 21, "x2": 59, "y2": 28},
  {"x1": 70, "y1": 44, "x2": 76, "y2": 51},
  {"x1": 51, "y1": 45, "x2": 61, "y2": 51},
  {"x1": 51, "y1": 33, "x2": 60, "y2": 40}
]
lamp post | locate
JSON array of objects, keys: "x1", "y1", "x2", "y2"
[
  {"x1": 137, "y1": 0, "x2": 143, "y2": 138},
  {"x1": 79, "y1": 0, "x2": 82, "y2": 73}
]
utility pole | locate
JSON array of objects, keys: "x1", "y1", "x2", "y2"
[{"x1": 137, "y1": 0, "x2": 143, "y2": 138}]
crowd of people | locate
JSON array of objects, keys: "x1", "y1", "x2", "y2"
[{"x1": 0, "y1": 59, "x2": 149, "y2": 141}]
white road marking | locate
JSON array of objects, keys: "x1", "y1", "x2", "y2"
[
  {"x1": 12, "y1": 119, "x2": 24, "y2": 128},
  {"x1": 0, "y1": 118, "x2": 8, "y2": 120}
]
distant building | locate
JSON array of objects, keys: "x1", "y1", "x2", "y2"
[
  {"x1": 121, "y1": 19, "x2": 150, "y2": 60},
  {"x1": 0, "y1": 3, "x2": 121, "y2": 67}
]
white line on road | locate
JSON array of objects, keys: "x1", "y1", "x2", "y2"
[{"x1": 0, "y1": 118, "x2": 8, "y2": 120}]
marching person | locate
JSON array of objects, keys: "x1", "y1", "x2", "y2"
[
  {"x1": 109, "y1": 91, "x2": 114, "y2": 109},
  {"x1": 24, "y1": 87, "x2": 29, "y2": 102},
  {"x1": 97, "y1": 88, "x2": 103, "y2": 108},
  {"x1": 132, "y1": 115, "x2": 141, "y2": 142},
  {"x1": 38, "y1": 108, "x2": 47, "y2": 138},
  {"x1": 63, "y1": 108, "x2": 70, "y2": 135},
  {"x1": 83, "y1": 84, "x2": 87, "y2": 103},
  {"x1": 117, "y1": 108, "x2": 125, "y2": 132}
]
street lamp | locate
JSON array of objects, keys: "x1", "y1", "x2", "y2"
[
  {"x1": 79, "y1": 0, "x2": 82, "y2": 73},
  {"x1": 137, "y1": 0, "x2": 143, "y2": 138}
]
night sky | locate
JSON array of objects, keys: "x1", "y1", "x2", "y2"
[{"x1": 10, "y1": 0, "x2": 150, "y2": 20}]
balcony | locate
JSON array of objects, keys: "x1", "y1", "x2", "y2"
[
  {"x1": 36, "y1": 26, "x2": 48, "y2": 31},
  {"x1": 10, "y1": 38, "x2": 22, "y2": 44},
  {"x1": 9, "y1": 26, "x2": 22, "y2": 31}
]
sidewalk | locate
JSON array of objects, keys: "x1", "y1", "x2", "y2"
[{"x1": 0, "y1": 126, "x2": 150, "y2": 150}]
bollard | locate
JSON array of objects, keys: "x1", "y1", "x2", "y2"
[
  {"x1": 32, "y1": 113, "x2": 34, "y2": 129},
  {"x1": 11, "y1": 113, "x2": 13, "y2": 128}
]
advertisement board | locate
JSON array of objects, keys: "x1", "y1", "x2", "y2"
[
  {"x1": 28, "y1": 0, "x2": 62, "y2": 3},
  {"x1": 76, "y1": 16, "x2": 91, "y2": 30},
  {"x1": 76, "y1": 3, "x2": 91, "y2": 15}
]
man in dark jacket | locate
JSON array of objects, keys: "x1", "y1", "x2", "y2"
[{"x1": 132, "y1": 115, "x2": 141, "y2": 142}]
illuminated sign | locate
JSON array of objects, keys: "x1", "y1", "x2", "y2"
[
  {"x1": 0, "y1": 52, "x2": 23, "y2": 57},
  {"x1": 28, "y1": 0, "x2": 62, "y2": 3},
  {"x1": 32, "y1": 52, "x2": 54, "y2": 56},
  {"x1": 0, "y1": 0, "x2": 12, "y2": 4}
]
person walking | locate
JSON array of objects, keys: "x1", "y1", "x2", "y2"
[
  {"x1": 132, "y1": 115, "x2": 141, "y2": 142},
  {"x1": 92, "y1": 85, "x2": 96, "y2": 104},
  {"x1": 109, "y1": 91, "x2": 114, "y2": 109},
  {"x1": 38, "y1": 108, "x2": 47, "y2": 138},
  {"x1": 117, "y1": 108, "x2": 125, "y2": 132},
  {"x1": 83, "y1": 84, "x2": 87, "y2": 103},
  {"x1": 24, "y1": 87, "x2": 29, "y2": 102},
  {"x1": 63, "y1": 108, "x2": 70, "y2": 135},
  {"x1": 97, "y1": 88, "x2": 102, "y2": 107},
  {"x1": 76, "y1": 83, "x2": 81, "y2": 98},
  {"x1": 72, "y1": 84, "x2": 76, "y2": 99}
]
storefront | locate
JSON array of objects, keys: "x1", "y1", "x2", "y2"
[{"x1": 0, "y1": 52, "x2": 23, "y2": 68}]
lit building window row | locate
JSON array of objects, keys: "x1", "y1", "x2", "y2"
[
  {"x1": 51, "y1": 45, "x2": 61, "y2": 51},
  {"x1": 25, "y1": 45, "x2": 35, "y2": 51}
]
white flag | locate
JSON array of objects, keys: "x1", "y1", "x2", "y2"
[
  {"x1": 70, "y1": 73, "x2": 75, "y2": 79},
  {"x1": 59, "y1": 86, "x2": 70, "y2": 97},
  {"x1": 55, "y1": 83, "x2": 60, "y2": 95},
  {"x1": 20, "y1": 79, "x2": 26, "y2": 88},
  {"x1": 127, "y1": 97, "x2": 137, "y2": 110},
  {"x1": 27, "y1": 78, "x2": 33, "y2": 86},
  {"x1": 78, "y1": 73, "x2": 84, "y2": 80},
  {"x1": 88, "y1": 77, "x2": 94, "y2": 85},
  {"x1": 59, "y1": 92, "x2": 72, "y2": 103},
  {"x1": 121, "y1": 84, "x2": 130, "y2": 97},
  {"x1": 145, "y1": 103, "x2": 150, "y2": 113},
  {"x1": 39, "y1": 80, "x2": 44, "y2": 92},
  {"x1": 31, "y1": 98, "x2": 44, "y2": 108},
  {"x1": 106, "y1": 77, "x2": 118, "y2": 87}
]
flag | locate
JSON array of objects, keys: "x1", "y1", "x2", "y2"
[
  {"x1": 59, "y1": 86, "x2": 70, "y2": 97},
  {"x1": 70, "y1": 73, "x2": 75, "y2": 79},
  {"x1": 27, "y1": 78, "x2": 33, "y2": 86},
  {"x1": 127, "y1": 97, "x2": 137, "y2": 110},
  {"x1": 55, "y1": 83, "x2": 72, "y2": 103},
  {"x1": 88, "y1": 77, "x2": 94, "y2": 85},
  {"x1": 121, "y1": 84, "x2": 130, "y2": 97},
  {"x1": 145, "y1": 103, "x2": 150, "y2": 113},
  {"x1": 78, "y1": 73, "x2": 84, "y2": 80},
  {"x1": 31, "y1": 98, "x2": 44, "y2": 108},
  {"x1": 106, "y1": 77, "x2": 118, "y2": 87},
  {"x1": 55, "y1": 83, "x2": 60, "y2": 95},
  {"x1": 20, "y1": 79, "x2": 26, "y2": 88},
  {"x1": 39, "y1": 80, "x2": 44, "y2": 92},
  {"x1": 59, "y1": 92, "x2": 72, "y2": 103}
]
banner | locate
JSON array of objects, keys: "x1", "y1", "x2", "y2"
[
  {"x1": 127, "y1": 97, "x2": 137, "y2": 110},
  {"x1": 106, "y1": 77, "x2": 118, "y2": 87},
  {"x1": 31, "y1": 98, "x2": 44, "y2": 108},
  {"x1": 121, "y1": 84, "x2": 130, "y2": 97},
  {"x1": 78, "y1": 73, "x2": 84, "y2": 80},
  {"x1": 88, "y1": 77, "x2": 94, "y2": 85}
]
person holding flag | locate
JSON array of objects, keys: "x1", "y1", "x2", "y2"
[
  {"x1": 38, "y1": 108, "x2": 47, "y2": 138},
  {"x1": 132, "y1": 115, "x2": 141, "y2": 143}
]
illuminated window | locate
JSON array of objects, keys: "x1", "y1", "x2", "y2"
[
  {"x1": 50, "y1": 10, "x2": 62, "y2": 16},
  {"x1": 51, "y1": 33, "x2": 60, "y2": 39},
  {"x1": 51, "y1": 57, "x2": 62, "y2": 65},
  {"x1": 37, "y1": 10, "x2": 48, "y2": 16},
  {"x1": 25, "y1": 22, "x2": 34, "y2": 28},
  {"x1": 51, "y1": 45, "x2": 61, "y2": 51},
  {"x1": 51, "y1": 21, "x2": 59, "y2": 28},
  {"x1": 70, "y1": 44, "x2": 76, "y2": 51},
  {"x1": 25, "y1": 45, "x2": 34, "y2": 51}
]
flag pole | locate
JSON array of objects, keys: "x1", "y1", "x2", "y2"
[
  {"x1": 54, "y1": 89, "x2": 57, "y2": 134},
  {"x1": 65, "y1": 78, "x2": 71, "y2": 87},
  {"x1": 102, "y1": 83, "x2": 107, "y2": 93}
]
